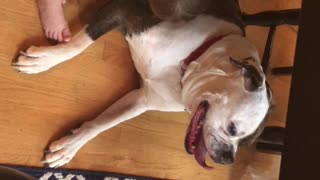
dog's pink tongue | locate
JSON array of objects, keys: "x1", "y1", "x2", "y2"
[{"x1": 194, "y1": 132, "x2": 213, "y2": 170}]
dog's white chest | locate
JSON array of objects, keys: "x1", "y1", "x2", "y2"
[
  {"x1": 126, "y1": 15, "x2": 240, "y2": 78},
  {"x1": 125, "y1": 15, "x2": 242, "y2": 111}
]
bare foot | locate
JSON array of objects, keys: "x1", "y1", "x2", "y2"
[{"x1": 37, "y1": 0, "x2": 71, "y2": 43}]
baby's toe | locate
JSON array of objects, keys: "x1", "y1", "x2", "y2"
[{"x1": 62, "y1": 28, "x2": 71, "y2": 42}]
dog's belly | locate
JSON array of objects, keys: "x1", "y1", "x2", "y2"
[{"x1": 125, "y1": 15, "x2": 242, "y2": 111}]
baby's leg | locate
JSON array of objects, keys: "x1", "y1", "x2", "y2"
[{"x1": 37, "y1": 0, "x2": 71, "y2": 42}]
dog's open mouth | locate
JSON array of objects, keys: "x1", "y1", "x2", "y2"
[{"x1": 184, "y1": 101, "x2": 213, "y2": 170}]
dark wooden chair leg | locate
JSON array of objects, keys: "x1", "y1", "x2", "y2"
[
  {"x1": 243, "y1": 9, "x2": 300, "y2": 27},
  {"x1": 256, "y1": 126, "x2": 285, "y2": 155},
  {"x1": 261, "y1": 25, "x2": 277, "y2": 74},
  {"x1": 242, "y1": 8, "x2": 300, "y2": 155},
  {"x1": 272, "y1": 67, "x2": 293, "y2": 76}
]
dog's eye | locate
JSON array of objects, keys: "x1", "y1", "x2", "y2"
[{"x1": 227, "y1": 123, "x2": 237, "y2": 136}]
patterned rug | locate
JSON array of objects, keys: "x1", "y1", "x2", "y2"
[{"x1": 3, "y1": 165, "x2": 159, "y2": 180}]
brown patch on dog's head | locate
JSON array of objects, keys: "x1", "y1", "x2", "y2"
[{"x1": 230, "y1": 57, "x2": 264, "y2": 92}]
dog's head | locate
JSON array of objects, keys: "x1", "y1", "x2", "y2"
[{"x1": 181, "y1": 36, "x2": 273, "y2": 168}]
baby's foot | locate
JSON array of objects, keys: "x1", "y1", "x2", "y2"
[{"x1": 37, "y1": 0, "x2": 71, "y2": 43}]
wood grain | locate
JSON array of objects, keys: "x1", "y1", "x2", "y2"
[{"x1": 0, "y1": 0, "x2": 301, "y2": 179}]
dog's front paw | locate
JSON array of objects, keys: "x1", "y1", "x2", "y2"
[
  {"x1": 12, "y1": 46, "x2": 70, "y2": 74},
  {"x1": 42, "y1": 127, "x2": 97, "y2": 168}
]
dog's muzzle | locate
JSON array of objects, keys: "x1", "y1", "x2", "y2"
[{"x1": 210, "y1": 143, "x2": 235, "y2": 165}]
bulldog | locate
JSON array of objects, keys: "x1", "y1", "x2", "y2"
[{"x1": 13, "y1": 0, "x2": 273, "y2": 169}]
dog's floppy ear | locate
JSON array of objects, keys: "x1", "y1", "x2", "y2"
[
  {"x1": 239, "y1": 83, "x2": 274, "y2": 145},
  {"x1": 230, "y1": 57, "x2": 264, "y2": 92}
]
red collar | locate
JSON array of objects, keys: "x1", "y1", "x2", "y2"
[{"x1": 182, "y1": 36, "x2": 226, "y2": 69}]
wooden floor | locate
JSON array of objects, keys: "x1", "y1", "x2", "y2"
[{"x1": 0, "y1": 0, "x2": 301, "y2": 179}]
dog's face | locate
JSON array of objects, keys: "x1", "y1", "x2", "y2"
[
  {"x1": 181, "y1": 42, "x2": 272, "y2": 168},
  {"x1": 202, "y1": 86, "x2": 270, "y2": 164}
]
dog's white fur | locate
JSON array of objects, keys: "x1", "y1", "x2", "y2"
[
  {"x1": 127, "y1": 16, "x2": 242, "y2": 112},
  {"x1": 13, "y1": 29, "x2": 93, "y2": 74},
  {"x1": 14, "y1": 15, "x2": 268, "y2": 167},
  {"x1": 182, "y1": 35, "x2": 269, "y2": 156}
]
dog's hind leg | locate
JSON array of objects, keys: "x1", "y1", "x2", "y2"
[{"x1": 42, "y1": 89, "x2": 149, "y2": 168}]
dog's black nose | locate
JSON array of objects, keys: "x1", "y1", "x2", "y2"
[
  {"x1": 219, "y1": 151, "x2": 234, "y2": 164},
  {"x1": 212, "y1": 150, "x2": 234, "y2": 164}
]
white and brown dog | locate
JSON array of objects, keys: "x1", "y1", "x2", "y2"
[{"x1": 13, "y1": 0, "x2": 273, "y2": 169}]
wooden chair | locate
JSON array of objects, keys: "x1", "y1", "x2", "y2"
[{"x1": 242, "y1": 8, "x2": 300, "y2": 154}]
